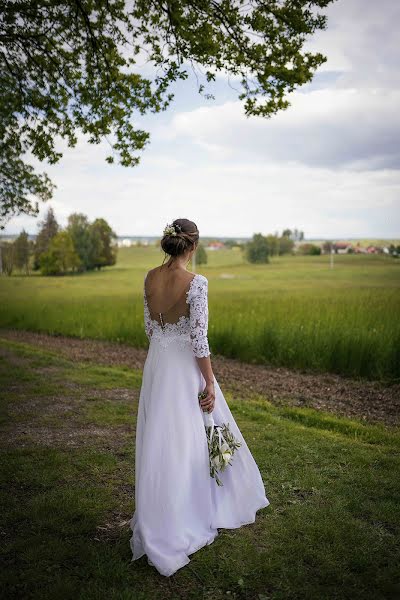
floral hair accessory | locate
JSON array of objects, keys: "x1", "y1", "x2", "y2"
[{"x1": 163, "y1": 222, "x2": 181, "y2": 236}]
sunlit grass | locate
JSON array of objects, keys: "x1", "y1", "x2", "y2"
[{"x1": 1, "y1": 246, "x2": 399, "y2": 380}]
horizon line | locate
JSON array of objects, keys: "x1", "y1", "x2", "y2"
[{"x1": 1, "y1": 232, "x2": 399, "y2": 241}]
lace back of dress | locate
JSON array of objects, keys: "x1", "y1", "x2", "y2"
[
  {"x1": 144, "y1": 272, "x2": 194, "y2": 330},
  {"x1": 147, "y1": 291, "x2": 191, "y2": 328},
  {"x1": 143, "y1": 272, "x2": 210, "y2": 357}
]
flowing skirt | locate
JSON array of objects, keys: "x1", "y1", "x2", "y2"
[{"x1": 129, "y1": 336, "x2": 270, "y2": 576}]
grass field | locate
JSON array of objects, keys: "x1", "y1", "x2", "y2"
[
  {"x1": 1, "y1": 246, "x2": 399, "y2": 380},
  {"x1": 1, "y1": 336, "x2": 399, "y2": 599}
]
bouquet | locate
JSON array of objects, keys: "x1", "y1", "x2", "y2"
[{"x1": 198, "y1": 391, "x2": 242, "y2": 486}]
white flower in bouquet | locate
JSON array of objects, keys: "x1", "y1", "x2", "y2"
[{"x1": 222, "y1": 451, "x2": 232, "y2": 465}]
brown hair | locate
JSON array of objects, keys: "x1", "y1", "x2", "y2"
[{"x1": 160, "y1": 218, "x2": 199, "y2": 261}]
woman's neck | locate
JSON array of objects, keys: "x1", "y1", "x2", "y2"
[{"x1": 162, "y1": 256, "x2": 191, "y2": 271}]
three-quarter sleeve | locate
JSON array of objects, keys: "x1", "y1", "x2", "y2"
[{"x1": 187, "y1": 275, "x2": 211, "y2": 358}]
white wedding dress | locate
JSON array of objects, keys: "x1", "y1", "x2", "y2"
[{"x1": 129, "y1": 272, "x2": 270, "y2": 576}]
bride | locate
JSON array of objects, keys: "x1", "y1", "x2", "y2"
[{"x1": 129, "y1": 218, "x2": 270, "y2": 577}]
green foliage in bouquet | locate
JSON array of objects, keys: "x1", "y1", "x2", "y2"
[{"x1": 198, "y1": 392, "x2": 242, "y2": 486}]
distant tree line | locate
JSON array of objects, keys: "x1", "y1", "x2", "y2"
[
  {"x1": 0, "y1": 230, "x2": 32, "y2": 275},
  {"x1": 282, "y1": 228, "x2": 305, "y2": 242},
  {"x1": 244, "y1": 229, "x2": 322, "y2": 264},
  {"x1": 0, "y1": 208, "x2": 117, "y2": 276},
  {"x1": 245, "y1": 230, "x2": 298, "y2": 264}
]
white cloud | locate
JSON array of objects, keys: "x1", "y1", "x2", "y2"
[
  {"x1": 158, "y1": 87, "x2": 400, "y2": 170},
  {"x1": 3, "y1": 0, "x2": 400, "y2": 239},
  {"x1": 9, "y1": 153, "x2": 399, "y2": 239},
  {"x1": 305, "y1": 0, "x2": 400, "y2": 87}
]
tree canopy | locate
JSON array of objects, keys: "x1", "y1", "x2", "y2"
[
  {"x1": 13, "y1": 229, "x2": 30, "y2": 273},
  {"x1": 33, "y1": 206, "x2": 59, "y2": 269},
  {"x1": 39, "y1": 230, "x2": 81, "y2": 275},
  {"x1": 245, "y1": 233, "x2": 270, "y2": 263},
  {"x1": 30, "y1": 208, "x2": 117, "y2": 275},
  {"x1": 66, "y1": 213, "x2": 117, "y2": 271},
  {"x1": 0, "y1": 0, "x2": 333, "y2": 226}
]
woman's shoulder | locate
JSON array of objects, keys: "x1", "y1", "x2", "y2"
[
  {"x1": 186, "y1": 272, "x2": 208, "y2": 286},
  {"x1": 193, "y1": 273, "x2": 208, "y2": 284},
  {"x1": 146, "y1": 267, "x2": 159, "y2": 278},
  {"x1": 186, "y1": 273, "x2": 208, "y2": 302}
]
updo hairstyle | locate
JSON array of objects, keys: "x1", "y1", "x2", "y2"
[{"x1": 161, "y1": 218, "x2": 199, "y2": 258}]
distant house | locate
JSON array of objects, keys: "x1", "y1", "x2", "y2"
[
  {"x1": 206, "y1": 241, "x2": 225, "y2": 250},
  {"x1": 333, "y1": 242, "x2": 353, "y2": 254},
  {"x1": 366, "y1": 246, "x2": 380, "y2": 254},
  {"x1": 354, "y1": 243, "x2": 368, "y2": 254}
]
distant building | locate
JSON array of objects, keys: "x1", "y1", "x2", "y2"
[
  {"x1": 333, "y1": 242, "x2": 354, "y2": 254},
  {"x1": 117, "y1": 238, "x2": 133, "y2": 248},
  {"x1": 354, "y1": 243, "x2": 368, "y2": 254},
  {"x1": 206, "y1": 241, "x2": 225, "y2": 250}
]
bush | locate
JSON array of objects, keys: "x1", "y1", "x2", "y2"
[
  {"x1": 196, "y1": 243, "x2": 207, "y2": 265},
  {"x1": 298, "y1": 243, "x2": 321, "y2": 256},
  {"x1": 40, "y1": 231, "x2": 81, "y2": 275}
]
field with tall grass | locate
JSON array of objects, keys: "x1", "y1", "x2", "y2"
[{"x1": 1, "y1": 246, "x2": 399, "y2": 381}]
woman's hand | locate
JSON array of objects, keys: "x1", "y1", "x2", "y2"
[{"x1": 199, "y1": 381, "x2": 215, "y2": 413}]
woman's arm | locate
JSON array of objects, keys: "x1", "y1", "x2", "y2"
[
  {"x1": 188, "y1": 275, "x2": 215, "y2": 412},
  {"x1": 196, "y1": 355, "x2": 214, "y2": 385},
  {"x1": 196, "y1": 355, "x2": 215, "y2": 412}
]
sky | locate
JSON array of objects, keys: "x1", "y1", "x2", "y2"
[{"x1": 3, "y1": 0, "x2": 400, "y2": 239}]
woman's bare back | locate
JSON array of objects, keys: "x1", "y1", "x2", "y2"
[{"x1": 144, "y1": 266, "x2": 197, "y2": 326}]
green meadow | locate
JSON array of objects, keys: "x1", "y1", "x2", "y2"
[
  {"x1": 1, "y1": 246, "x2": 399, "y2": 380},
  {"x1": 1, "y1": 337, "x2": 399, "y2": 599}
]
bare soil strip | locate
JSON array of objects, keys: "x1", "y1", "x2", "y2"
[{"x1": 1, "y1": 328, "x2": 399, "y2": 427}]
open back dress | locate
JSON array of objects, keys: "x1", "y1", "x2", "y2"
[{"x1": 129, "y1": 271, "x2": 270, "y2": 576}]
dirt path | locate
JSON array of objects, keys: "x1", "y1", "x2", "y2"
[{"x1": 1, "y1": 328, "x2": 399, "y2": 427}]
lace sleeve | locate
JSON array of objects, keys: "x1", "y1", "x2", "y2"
[
  {"x1": 187, "y1": 275, "x2": 211, "y2": 358},
  {"x1": 143, "y1": 273, "x2": 153, "y2": 341}
]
